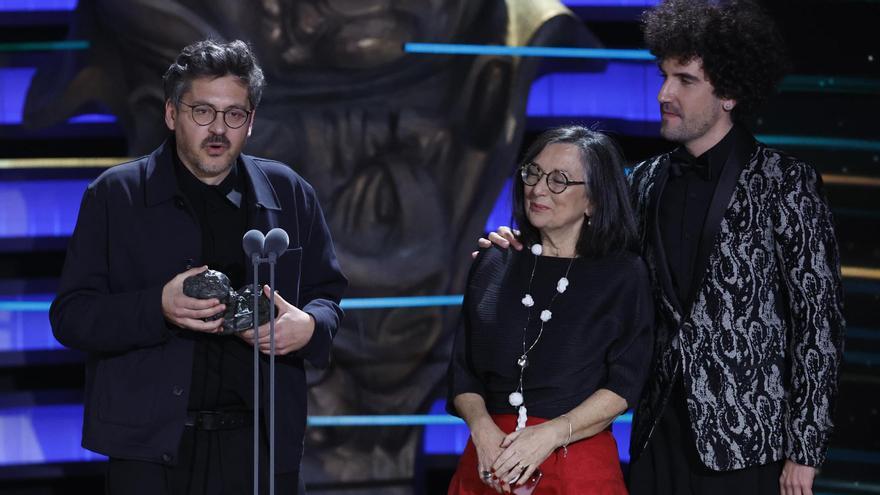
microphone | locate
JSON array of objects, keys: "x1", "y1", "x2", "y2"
[
  {"x1": 261, "y1": 227, "x2": 289, "y2": 495},
  {"x1": 263, "y1": 228, "x2": 289, "y2": 263},
  {"x1": 242, "y1": 229, "x2": 265, "y2": 261},
  {"x1": 243, "y1": 228, "x2": 266, "y2": 495}
]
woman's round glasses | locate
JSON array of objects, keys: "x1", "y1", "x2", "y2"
[{"x1": 520, "y1": 162, "x2": 585, "y2": 194}]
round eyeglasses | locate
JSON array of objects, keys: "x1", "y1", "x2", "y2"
[
  {"x1": 179, "y1": 102, "x2": 252, "y2": 129},
  {"x1": 520, "y1": 162, "x2": 585, "y2": 194}
]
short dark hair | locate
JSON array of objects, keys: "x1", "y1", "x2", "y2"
[
  {"x1": 163, "y1": 39, "x2": 266, "y2": 109},
  {"x1": 512, "y1": 126, "x2": 638, "y2": 258},
  {"x1": 642, "y1": 0, "x2": 790, "y2": 121}
]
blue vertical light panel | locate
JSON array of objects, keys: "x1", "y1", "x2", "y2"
[
  {"x1": 0, "y1": 68, "x2": 36, "y2": 124},
  {"x1": 0, "y1": 180, "x2": 90, "y2": 238},
  {"x1": 0, "y1": 0, "x2": 77, "y2": 11},
  {"x1": 0, "y1": 405, "x2": 104, "y2": 465},
  {"x1": 0, "y1": 294, "x2": 63, "y2": 353},
  {"x1": 526, "y1": 63, "x2": 662, "y2": 121},
  {"x1": 483, "y1": 177, "x2": 515, "y2": 233},
  {"x1": 0, "y1": 69, "x2": 116, "y2": 124}
]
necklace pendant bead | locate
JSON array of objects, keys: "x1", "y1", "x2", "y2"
[
  {"x1": 540, "y1": 309, "x2": 552, "y2": 322},
  {"x1": 508, "y1": 391, "x2": 524, "y2": 407},
  {"x1": 530, "y1": 244, "x2": 543, "y2": 256},
  {"x1": 521, "y1": 294, "x2": 534, "y2": 307},
  {"x1": 556, "y1": 277, "x2": 569, "y2": 293},
  {"x1": 517, "y1": 355, "x2": 529, "y2": 369},
  {"x1": 516, "y1": 406, "x2": 528, "y2": 430}
]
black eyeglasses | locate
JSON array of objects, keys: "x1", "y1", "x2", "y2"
[
  {"x1": 178, "y1": 102, "x2": 252, "y2": 129},
  {"x1": 520, "y1": 162, "x2": 585, "y2": 194}
]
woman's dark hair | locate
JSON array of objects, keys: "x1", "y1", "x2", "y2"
[
  {"x1": 163, "y1": 39, "x2": 266, "y2": 109},
  {"x1": 642, "y1": 0, "x2": 790, "y2": 121},
  {"x1": 512, "y1": 126, "x2": 638, "y2": 257}
]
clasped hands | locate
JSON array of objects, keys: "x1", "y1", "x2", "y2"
[
  {"x1": 473, "y1": 418, "x2": 566, "y2": 494},
  {"x1": 161, "y1": 266, "x2": 314, "y2": 355}
]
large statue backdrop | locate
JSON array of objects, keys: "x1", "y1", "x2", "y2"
[{"x1": 25, "y1": 1, "x2": 598, "y2": 491}]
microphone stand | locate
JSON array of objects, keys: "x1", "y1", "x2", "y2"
[
  {"x1": 266, "y1": 251, "x2": 278, "y2": 495},
  {"x1": 244, "y1": 228, "x2": 286, "y2": 495},
  {"x1": 248, "y1": 251, "x2": 276, "y2": 495},
  {"x1": 261, "y1": 227, "x2": 288, "y2": 495},
  {"x1": 251, "y1": 252, "x2": 261, "y2": 495},
  {"x1": 248, "y1": 252, "x2": 276, "y2": 495}
]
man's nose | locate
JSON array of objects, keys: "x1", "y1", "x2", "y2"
[
  {"x1": 209, "y1": 113, "x2": 229, "y2": 134},
  {"x1": 658, "y1": 80, "x2": 673, "y2": 103}
]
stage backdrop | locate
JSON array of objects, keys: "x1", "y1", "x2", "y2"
[{"x1": 23, "y1": 1, "x2": 601, "y2": 492}]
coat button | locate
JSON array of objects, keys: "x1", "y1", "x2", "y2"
[
  {"x1": 172, "y1": 385, "x2": 184, "y2": 396},
  {"x1": 162, "y1": 453, "x2": 172, "y2": 462}
]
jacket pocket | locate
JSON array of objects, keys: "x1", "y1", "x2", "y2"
[{"x1": 95, "y1": 349, "x2": 160, "y2": 426}]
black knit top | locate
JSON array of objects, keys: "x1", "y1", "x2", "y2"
[{"x1": 447, "y1": 245, "x2": 654, "y2": 419}]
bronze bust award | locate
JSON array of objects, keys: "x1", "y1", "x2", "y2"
[{"x1": 26, "y1": 0, "x2": 599, "y2": 489}]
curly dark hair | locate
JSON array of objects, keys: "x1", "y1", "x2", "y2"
[
  {"x1": 163, "y1": 39, "x2": 266, "y2": 109},
  {"x1": 642, "y1": 0, "x2": 791, "y2": 121}
]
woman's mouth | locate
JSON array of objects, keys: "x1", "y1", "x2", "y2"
[{"x1": 529, "y1": 202, "x2": 550, "y2": 213}]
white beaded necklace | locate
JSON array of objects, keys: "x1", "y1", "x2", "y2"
[{"x1": 508, "y1": 243, "x2": 575, "y2": 430}]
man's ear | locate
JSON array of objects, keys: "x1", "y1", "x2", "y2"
[
  {"x1": 721, "y1": 98, "x2": 737, "y2": 113},
  {"x1": 246, "y1": 108, "x2": 256, "y2": 138},
  {"x1": 164, "y1": 100, "x2": 176, "y2": 131}
]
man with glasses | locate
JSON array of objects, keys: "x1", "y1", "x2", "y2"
[{"x1": 51, "y1": 39, "x2": 347, "y2": 494}]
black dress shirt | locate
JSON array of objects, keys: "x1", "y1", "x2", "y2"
[
  {"x1": 448, "y1": 247, "x2": 654, "y2": 419},
  {"x1": 658, "y1": 125, "x2": 753, "y2": 305},
  {"x1": 174, "y1": 156, "x2": 252, "y2": 412}
]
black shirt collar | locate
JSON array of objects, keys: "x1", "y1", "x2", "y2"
[
  {"x1": 669, "y1": 124, "x2": 749, "y2": 181},
  {"x1": 173, "y1": 147, "x2": 244, "y2": 209}
]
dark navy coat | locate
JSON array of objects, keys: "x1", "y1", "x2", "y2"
[{"x1": 50, "y1": 140, "x2": 346, "y2": 472}]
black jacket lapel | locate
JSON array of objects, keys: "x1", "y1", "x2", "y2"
[
  {"x1": 241, "y1": 154, "x2": 283, "y2": 283},
  {"x1": 648, "y1": 156, "x2": 683, "y2": 316},
  {"x1": 685, "y1": 136, "x2": 756, "y2": 311}
]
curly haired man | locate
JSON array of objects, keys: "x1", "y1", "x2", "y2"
[{"x1": 626, "y1": 1, "x2": 845, "y2": 494}]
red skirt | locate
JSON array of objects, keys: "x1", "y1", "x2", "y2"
[{"x1": 448, "y1": 414, "x2": 627, "y2": 495}]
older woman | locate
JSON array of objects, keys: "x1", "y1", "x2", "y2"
[{"x1": 447, "y1": 126, "x2": 653, "y2": 494}]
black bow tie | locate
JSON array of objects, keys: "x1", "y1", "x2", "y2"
[{"x1": 669, "y1": 149, "x2": 712, "y2": 181}]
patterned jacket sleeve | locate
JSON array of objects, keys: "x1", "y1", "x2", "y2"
[
  {"x1": 770, "y1": 153, "x2": 846, "y2": 467},
  {"x1": 627, "y1": 158, "x2": 658, "y2": 244}
]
